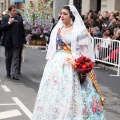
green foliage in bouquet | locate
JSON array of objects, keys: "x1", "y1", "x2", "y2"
[{"x1": 20, "y1": 0, "x2": 53, "y2": 45}]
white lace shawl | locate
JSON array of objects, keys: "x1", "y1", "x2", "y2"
[{"x1": 46, "y1": 5, "x2": 95, "y2": 62}]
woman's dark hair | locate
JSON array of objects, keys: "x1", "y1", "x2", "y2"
[
  {"x1": 103, "y1": 32, "x2": 109, "y2": 37},
  {"x1": 51, "y1": 17, "x2": 55, "y2": 24},
  {"x1": 62, "y1": 6, "x2": 75, "y2": 22},
  {"x1": 58, "y1": 15, "x2": 61, "y2": 20},
  {"x1": 88, "y1": 10, "x2": 94, "y2": 14}
]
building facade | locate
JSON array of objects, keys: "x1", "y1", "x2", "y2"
[
  {"x1": 53, "y1": 0, "x2": 120, "y2": 20},
  {"x1": 75, "y1": 0, "x2": 120, "y2": 15},
  {"x1": 0, "y1": 0, "x2": 25, "y2": 13},
  {"x1": 1, "y1": 0, "x2": 120, "y2": 17},
  {"x1": 13, "y1": 0, "x2": 25, "y2": 9},
  {"x1": 0, "y1": 0, "x2": 12, "y2": 13}
]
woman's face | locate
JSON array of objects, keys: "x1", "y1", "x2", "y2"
[
  {"x1": 103, "y1": 35, "x2": 108, "y2": 39},
  {"x1": 98, "y1": 15, "x2": 103, "y2": 20},
  {"x1": 84, "y1": 13, "x2": 88, "y2": 19},
  {"x1": 90, "y1": 28, "x2": 95, "y2": 34},
  {"x1": 106, "y1": 30, "x2": 110, "y2": 34},
  {"x1": 115, "y1": 31, "x2": 120, "y2": 38},
  {"x1": 61, "y1": 9, "x2": 71, "y2": 25}
]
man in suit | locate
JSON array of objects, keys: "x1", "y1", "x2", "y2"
[
  {"x1": 1, "y1": 5, "x2": 26, "y2": 80},
  {"x1": 107, "y1": 13, "x2": 116, "y2": 31}
]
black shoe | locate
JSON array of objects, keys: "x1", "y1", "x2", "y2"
[
  {"x1": 6, "y1": 74, "x2": 11, "y2": 78},
  {"x1": 18, "y1": 72, "x2": 21, "y2": 74},
  {"x1": 12, "y1": 76, "x2": 19, "y2": 80}
]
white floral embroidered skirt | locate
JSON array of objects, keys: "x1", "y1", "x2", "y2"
[{"x1": 32, "y1": 50, "x2": 106, "y2": 120}]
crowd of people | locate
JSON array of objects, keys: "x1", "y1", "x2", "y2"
[{"x1": 81, "y1": 10, "x2": 120, "y2": 63}]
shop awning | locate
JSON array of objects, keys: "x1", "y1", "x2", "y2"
[{"x1": 12, "y1": 0, "x2": 25, "y2": 2}]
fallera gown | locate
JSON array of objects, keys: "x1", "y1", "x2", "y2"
[{"x1": 32, "y1": 32, "x2": 106, "y2": 120}]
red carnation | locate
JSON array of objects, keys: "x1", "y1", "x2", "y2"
[
  {"x1": 73, "y1": 56, "x2": 94, "y2": 84},
  {"x1": 82, "y1": 64, "x2": 87, "y2": 69}
]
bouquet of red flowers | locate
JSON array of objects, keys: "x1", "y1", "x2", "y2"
[{"x1": 73, "y1": 56, "x2": 94, "y2": 84}]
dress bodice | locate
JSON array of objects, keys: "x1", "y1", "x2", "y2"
[{"x1": 60, "y1": 32, "x2": 72, "y2": 45}]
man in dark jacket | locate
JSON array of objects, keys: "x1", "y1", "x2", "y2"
[
  {"x1": 1, "y1": 5, "x2": 26, "y2": 80},
  {"x1": 92, "y1": 26, "x2": 102, "y2": 38}
]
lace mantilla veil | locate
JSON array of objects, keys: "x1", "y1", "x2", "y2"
[{"x1": 46, "y1": 4, "x2": 95, "y2": 62}]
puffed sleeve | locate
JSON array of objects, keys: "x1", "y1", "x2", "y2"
[{"x1": 76, "y1": 29, "x2": 95, "y2": 62}]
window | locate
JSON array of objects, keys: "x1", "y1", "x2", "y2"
[
  {"x1": 74, "y1": 0, "x2": 82, "y2": 14},
  {"x1": 97, "y1": 0, "x2": 101, "y2": 11}
]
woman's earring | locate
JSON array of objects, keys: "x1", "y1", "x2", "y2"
[{"x1": 70, "y1": 19, "x2": 73, "y2": 24}]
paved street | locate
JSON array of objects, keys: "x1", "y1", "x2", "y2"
[{"x1": 0, "y1": 47, "x2": 120, "y2": 120}]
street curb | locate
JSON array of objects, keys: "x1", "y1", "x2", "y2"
[{"x1": 95, "y1": 63, "x2": 118, "y2": 72}]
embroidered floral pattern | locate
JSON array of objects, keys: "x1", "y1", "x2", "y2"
[{"x1": 32, "y1": 34, "x2": 106, "y2": 120}]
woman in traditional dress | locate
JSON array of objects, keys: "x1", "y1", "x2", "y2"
[{"x1": 32, "y1": 5, "x2": 106, "y2": 120}]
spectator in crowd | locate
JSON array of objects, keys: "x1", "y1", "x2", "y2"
[
  {"x1": 84, "y1": 12, "x2": 95, "y2": 27},
  {"x1": 88, "y1": 9, "x2": 94, "y2": 15},
  {"x1": 95, "y1": 32, "x2": 111, "y2": 59},
  {"x1": 111, "y1": 29, "x2": 120, "y2": 50},
  {"x1": 115, "y1": 17, "x2": 120, "y2": 28},
  {"x1": 104, "y1": 28, "x2": 114, "y2": 38},
  {"x1": 82, "y1": 9, "x2": 120, "y2": 66},
  {"x1": 103, "y1": 47, "x2": 119, "y2": 63},
  {"x1": 89, "y1": 26, "x2": 95, "y2": 36},
  {"x1": 112, "y1": 29, "x2": 120, "y2": 40},
  {"x1": 83, "y1": 12, "x2": 88, "y2": 23},
  {"x1": 101, "y1": 29, "x2": 120, "y2": 63},
  {"x1": 114, "y1": 11, "x2": 119, "y2": 18},
  {"x1": 2, "y1": 10, "x2": 8, "y2": 16},
  {"x1": 112, "y1": 21, "x2": 120, "y2": 34},
  {"x1": 1, "y1": 5, "x2": 26, "y2": 80},
  {"x1": 107, "y1": 11, "x2": 113, "y2": 18},
  {"x1": 99, "y1": 11, "x2": 109, "y2": 32},
  {"x1": 94, "y1": 11, "x2": 98, "y2": 17},
  {"x1": 107, "y1": 13, "x2": 116, "y2": 30},
  {"x1": 92, "y1": 26, "x2": 102, "y2": 38},
  {"x1": 98, "y1": 14, "x2": 103, "y2": 30},
  {"x1": 101, "y1": 32, "x2": 111, "y2": 58},
  {"x1": 102, "y1": 11, "x2": 109, "y2": 24},
  {"x1": 83, "y1": 10, "x2": 120, "y2": 37}
]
